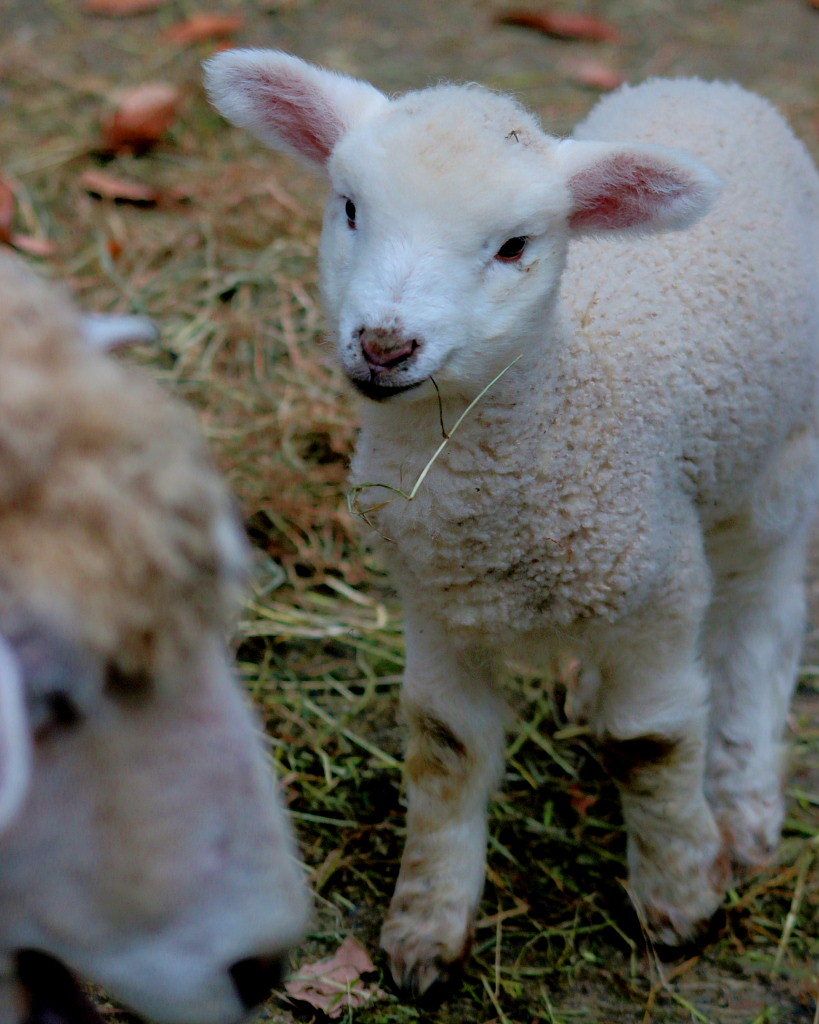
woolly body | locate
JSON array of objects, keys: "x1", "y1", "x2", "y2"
[
  {"x1": 354, "y1": 79, "x2": 819, "y2": 645},
  {"x1": 205, "y1": 52, "x2": 819, "y2": 995},
  {"x1": 0, "y1": 253, "x2": 244, "y2": 680}
]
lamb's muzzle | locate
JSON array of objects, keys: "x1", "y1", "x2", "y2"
[
  {"x1": 358, "y1": 327, "x2": 421, "y2": 369},
  {"x1": 228, "y1": 954, "x2": 287, "y2": 1011},
  {"x1": 348, "y1": 326, "x2": 426, "y2": 400},
  {"x1": 16, "y1": 948, "x2": 291, "y2": 1024}
]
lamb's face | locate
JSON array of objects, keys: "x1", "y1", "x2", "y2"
[
  {"x1": 0, "y1": 632, "x2": 308, "y2": 1024},
  {"x1": 321, "y1": 89, "x2": 573, "y2": 399},
  {"x1": 205, "y1": 50, "x2": 720, "y2": 406}
]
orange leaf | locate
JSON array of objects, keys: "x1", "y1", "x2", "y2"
[
  {"x1": 561, "y1": 57, "x2": 624, "y2": 90},
  {"x1": 497, "y1": 9, "x2": 621, "y2": 43},
  {"x1": 0, "y1": 176, "x2": 15, "y2": 244},
  {"x1": 80, "y1": 169, "x2": 159, "y2": 204},
  {"x1": 107, "y1": 237, "x2": 124, "y2": 260},
  {"x1": 568, "y1": 783, "x2": 598, "y2": 818},
  {"x1": 83, "y1": 0, "x2": 168, "y2": 14},
  {"x1": 162, "y1": 13, "x2": 244, "y2": 46},
  {"x1": 102, "y1": 83, "x2": 183, "y2": 154}
]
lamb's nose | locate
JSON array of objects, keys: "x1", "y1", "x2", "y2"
[
  {"x1": 229, "y1": 954, "x2": 287, "y2": 1010},
  {"x1": 359, "y1": 328, "x2": 420, "y2": 369}
]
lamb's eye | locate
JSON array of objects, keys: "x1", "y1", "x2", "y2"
[
  {"x1": 345, "y1": 199, "x2": 357, "y2": 229},
  {"x1": 495, "y1": 236, "x2": 528, "y2": 262}
]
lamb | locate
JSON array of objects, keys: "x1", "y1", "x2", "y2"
[
  {"x1": 0, "y1": 251, "x2": 309, "y2": 1024},
  {"x1": 205, "y1": 51, "x2": 819, "y2": 994}
]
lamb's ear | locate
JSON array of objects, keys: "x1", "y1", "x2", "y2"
[
  {"x1": 204, "y1": 49, "x2": 388, "y2": 171},
  {"x1": 0, "y1": 636, "x2": 31, "y2": 831},
  {"x1": 554, "y1": 139, "x2": 721, "y2": 237}
]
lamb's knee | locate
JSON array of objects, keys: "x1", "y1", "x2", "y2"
[
  {"x1": 597, "y1": 731, "x2": 686, "y2": 795},
  {"x1": 413, "y1": 710, "x2": 468, "y2": 760},
  {"x1": 405, "y1": 709, "x2": 471, "y2": 789}
]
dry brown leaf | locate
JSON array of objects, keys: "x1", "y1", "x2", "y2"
[
  {"x1": 284, "y1": 936, "x2": 384, "y2": 1019},
  {"x1": 561, "y1": 57, "x2": 624, "y2": 90},
  {"x1": 0, "y1": 177, "x2": 57, "y2": 255},
  {"x1": 10, "y1": 234, "x2": 58, "y2": 257},
  {"x1": 568, "y1": 782, "x2": 598, "y2": 817},
  {"x1": 80, "y1": 169, "x2": 159, "y2": 204},
  {"x1": 162, "y1": 13, "x2": 244, "y2": 46},
  {"x1": 497, "y1": 9, "x2": 621, "y2": 43},
  {"x1": 102, "y1": 83, "x2": 183, "y2": 154},
  {"x1": 0, "y1": 176, "x2": 15, "y2": 244},
  {"x1": 106, "y1": 237, "x2": 124, "y2": 260},
  {"x1": 83, "y1": 0, "x2": 168, "y2": 15}
]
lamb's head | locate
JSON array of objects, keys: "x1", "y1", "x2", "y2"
[
  {"x1": 0, "y1": 254, "x2": 308, "y2": 1024},
  {"x1": 206, "y1": 51, "x2": 720, "y2": 399}
]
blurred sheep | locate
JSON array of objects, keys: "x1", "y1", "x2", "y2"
[{"x1": 0, "y1": 252, "x2": 308, "y2": 1024}]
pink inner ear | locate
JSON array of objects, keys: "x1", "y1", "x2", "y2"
[
  {"x1": 568, "y1": 154, "x2": 689, "y2": 231},
  {"x1": 246, "y1": 67, "x2": 345, "y2": 165}
]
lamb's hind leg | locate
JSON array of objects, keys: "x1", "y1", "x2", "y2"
[
  {"x1": 381, "y1": 615, "x2": 506, "y2": 996},
  {"x1": 704, "y1": 516, "x2": 812, "y2": 874}
]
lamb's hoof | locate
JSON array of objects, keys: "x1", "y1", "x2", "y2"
[
  {"x1": 380, "y1": 906, "x2": 473, "y2": 998},
  {"x1": 633, "y1": 840, "x2": 730, "y2": 948},
  {"x1": 643, "y1": 898, "x2": 723, "y2": 949},
  {"x1": 715, "y1": 794, "x2": 783, "y2": 878}
]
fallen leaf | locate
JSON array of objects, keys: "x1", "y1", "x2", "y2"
[
  {"x1": 83, "y1": 0, "x2": 168, "y2": 14},
  {"x1": 102, "y1": 83, "x2": 183, "y2": 154},
  {"x1": 561, "y1": 57, "x2": 624, "y2": 90},
  {"x1": 106, "y1": 237, "x2": 124, "y2": 260},
  {"x1": 0, "y1": 176, "x2": 15, "y2": 244},
  {"x1": 80, "y1": 169, "x2": 159, "y2": 204},
  {"x1": 10, "y1": 234, "x2": 58, "y2": 257},
  {"x1": 162, "y1": 13, "x2": 244, "y2": 46},
  {"x1": 568, "y1": 782, "x2": 598, "y2": 818},
  {"x1": 284, "y1": 936, "x2": 384, "y2": 1019},
  {"x1": 497, "y1": 9, "x2": 621, "y2": 43}
]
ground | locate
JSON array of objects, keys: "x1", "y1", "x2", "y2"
[{"x1": 1, "y1": 1, "x2": 818, "y2": 1022}]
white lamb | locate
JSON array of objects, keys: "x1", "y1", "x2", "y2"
[
  {"x1": 0, "y1": 252, "x2": 309, "y2": 1023},
  {"x1": 206, "y1": 52, "x2": 819, "y2": 994}
]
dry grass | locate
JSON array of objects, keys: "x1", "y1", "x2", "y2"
[{"x1": 1, "y1": 1, "x2": 818, "y2": 1021}]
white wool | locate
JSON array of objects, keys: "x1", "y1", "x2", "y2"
[
  {"x1": 207, "y1": 52, "x2": 819, "y2": 988},
  {"x1": 351, "y1": 80, "x2": 819, "y2": 643}
]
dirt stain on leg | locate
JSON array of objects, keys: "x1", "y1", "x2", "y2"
[{"x1": 597, "y1": 732, "x2": 682, "y2": 793}]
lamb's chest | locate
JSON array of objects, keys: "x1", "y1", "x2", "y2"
[{"x1": 354, "y1": 429, "x2": 642, "y2": 634}]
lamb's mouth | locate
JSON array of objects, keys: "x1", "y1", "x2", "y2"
[
  {"x1": 348, "y1": 375, "x2": 427, "y2": 401},
  {"x1": 16, "y1": 950, "x2": 129, "y2": 1024}
]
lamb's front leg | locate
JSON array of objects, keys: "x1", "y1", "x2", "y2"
[
  {"x1": 591, "y1": 620, "x2": 728, "y2": 946},
  {"x1": 381, "y1": 617, "x2": 506, "y2": 996}
]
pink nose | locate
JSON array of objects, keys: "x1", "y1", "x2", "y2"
[{"x1": 358, "y1": 327, "x2": 420, "y2": 369}]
